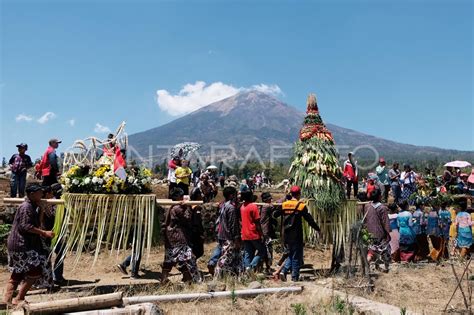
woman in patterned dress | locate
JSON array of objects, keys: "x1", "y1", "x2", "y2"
[
  {"x1": 3, "y1": 184, "x2": 55, "y2": 305},
  {"x1": 454, "y1": 198, "x2": 472, "y2": 258},
  {"x1": 161, "y1": 188, "x2": 201, "y2": 283}
]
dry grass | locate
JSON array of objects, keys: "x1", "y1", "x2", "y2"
[{"x1": 1, "y1": 244, "x2": 470, "y2": 314}]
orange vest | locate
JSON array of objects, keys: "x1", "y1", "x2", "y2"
[{"x1": 281, "y1": 199, "x2": 305, "y2": 215}]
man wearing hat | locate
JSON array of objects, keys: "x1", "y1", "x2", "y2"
[
  {"x1": 376, "y1": 158, "x2": 390, "y2": 202},
  {"x1": 8, "y1": 143, "x2": 33, "y2": 197},
  {"x1": 38, "y1": 139, "x2": 61, "y2": 186},
  {"x1": 275, "y1": 185, "x2": 320, "y2": 281}
]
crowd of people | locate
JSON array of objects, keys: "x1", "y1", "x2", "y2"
[
  {"x1": 343, "y1": 153, "x2": 474, "y2": 204},
  {"x1": 153, "y1": 184, "x2": 321, "y2": 284},
  {"x1": 364, "y1": 188, "x2": 472, "y2": 274},
  {"x1": 3, "y1": 141, "x2": 473, "y2": 306}
]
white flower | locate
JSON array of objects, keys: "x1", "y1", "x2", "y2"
[
  {"x1": 141, "y1": 178, "x2": 148, "y2": 184},
  {"x1": 72, "y1": 179, "x2": 79, "y2": 185},
  {"x1": 128, "y1": 176, "x2": 135, "y2": 184},
  {"x1": 65, "y1": 178, "x2": 71, "y2": 185},
  {"x1": 84, "y1": 177, "x2": 91, "y2": 184},
  {"x1": 98, "y1": 178, "x2": 104, "y2": 185},
  {"x1": 92, "y1": 177, "x2": 99, "y2": 184}
]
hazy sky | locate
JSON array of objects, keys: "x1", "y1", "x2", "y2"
[{"x1": 1, "y1": 0, "x2": 472, "y2": 159}]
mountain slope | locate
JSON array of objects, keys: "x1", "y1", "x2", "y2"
[{"x1": 129, "y1": 91, "x2": 473, "y2": 163}]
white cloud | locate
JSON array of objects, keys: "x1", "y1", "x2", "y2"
[
  {"x1": 94, "y1": 123, "x2": 111, "y2": 134},
  {"x1": 156, "y1": 81, "x2": 283, "y2": 116},
  {"x1": 37, "y1": 112, "x2": 57, "y2": 124},
  {"x1": 68, "y1": 119, "x2": 75, "y2": 127},
  {"x1": 15, "y1": 114, "x2": 33, "y2": 122},
  {"x1": 248, "y1": 84, "x2": 283, "y2": 96}
]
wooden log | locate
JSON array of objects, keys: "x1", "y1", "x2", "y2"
[
  {"x1": 64, "y1": 303, "x2": 161, "y2": 315},
  {"x1": 123, "y1": 286, "x2": 303, "y2": 305},
  {"x1": 23, "y1": 292, "x2": 123, "y2": 315}
]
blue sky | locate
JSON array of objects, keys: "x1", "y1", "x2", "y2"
[{"x1": 1, "y1": 0, "x2": 472, "y2": 160}]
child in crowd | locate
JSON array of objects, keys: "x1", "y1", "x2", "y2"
[
  {"x1": 388, "y1": 203, "x2": 400, "y2": 262},
  {"x1": 438, "y1": 201, "x2": 452, "y2": 259},
  {"x1": 426, "y1": 201, "x2": 441, "y2": 261},
  {"x1": 398, "y1": 200, "x2": 416, "y2": 262},
  {"x1": 454, "y1": 198, "x2": 472, "y2": 258},
  {"x1": 413, "y1": 201, "x2": 429, "y2": 261}
]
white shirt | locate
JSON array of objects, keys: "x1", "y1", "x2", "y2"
[
  {"x1": 167, "y1": 168, "x2": 176, "y2": 183},
  {"x1": 400, "y1": 171, "x2": 417, "y2": 185}
]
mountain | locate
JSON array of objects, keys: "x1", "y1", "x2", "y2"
[{"x1": 129, "y1": 91, "x2": 474, "y2": 164}]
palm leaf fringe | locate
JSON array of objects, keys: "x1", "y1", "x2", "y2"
[{"x1": 52, "y1": 193, "x2": 155, "y2": 268}]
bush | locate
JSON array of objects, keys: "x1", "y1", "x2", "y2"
[{"x1": 0, "y1": 224, "x2": 11, "y2": 264}]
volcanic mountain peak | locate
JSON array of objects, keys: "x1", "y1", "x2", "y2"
[{"x1": 196, "y1": 90, "x2": 298, "y2": 117}]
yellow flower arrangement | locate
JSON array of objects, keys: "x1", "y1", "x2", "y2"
[
  {"x1": 142, "y1": 168, "x2": 152, "y2": 177},
  {"x1": 104, "y1": 177, "x2": 115, "y2": 192},
  {"x1": 94, "y1": 165, "x2": 110, "y2": 178},
  {"x1": 67, "y1": 165, "x2": 80, "y2": 176}
]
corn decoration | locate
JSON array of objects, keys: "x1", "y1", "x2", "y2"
[{"x1": 289, "y1": 94, "x2": 356, "y2": 251}]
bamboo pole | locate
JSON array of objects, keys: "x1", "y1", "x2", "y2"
[
  {"x1": 123, "y1": 286, "x2": 303, "y2": 305},
  {"x1": 3, "y1": 197, "x2": 65, "y2": 205},
  {"x1": 155, "y1": 199, "x2": 203, "y2": 206},
  {"x1": 2, "y1": 197, "x2": 203, "y2": 206},
  {"x1": 23, "y1": 292, "x2": 123, "y2": 315}
]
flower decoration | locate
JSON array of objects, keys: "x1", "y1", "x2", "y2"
[{"x1": 61, "y1": 164, "x2": 153, "y2": 194}]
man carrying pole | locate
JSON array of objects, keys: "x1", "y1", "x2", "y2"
[{"x1": 275, "y1": 186, "x2": 320, "y2": 281}]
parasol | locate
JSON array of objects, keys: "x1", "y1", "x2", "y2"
[
  {"x1": 170, "y1": 142, "x2": 201, "y2": 159},
  {"x1": 206, "y1": 165, "x2": 218, "y2": 170},
  {"x1": 443, "y1": 161, "x2": 472, "y2": 168}
]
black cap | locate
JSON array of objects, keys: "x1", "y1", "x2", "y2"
[
  {"x1": 261, "y1": 192, "x2": 272, "y2": 201},
  {"x1": 49, "y1": 138, "x2": 62, "y2": 145},
  {"x1": 26, "y1": 183, "x2": 44, "y2": 194},
  {"x1": 16, "y1": 143, "x2": 28, "y2": 149}
]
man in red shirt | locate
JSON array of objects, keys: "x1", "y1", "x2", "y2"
[
  {"x1": 240, "y1": 191, "x2": 266, "y2": 273},
  {"x1": 38, "y1": 139, "x2": 61, "y2": 186},
  {"x1": 343, "y1": 152, "x2": 358, "y2": 199}
]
